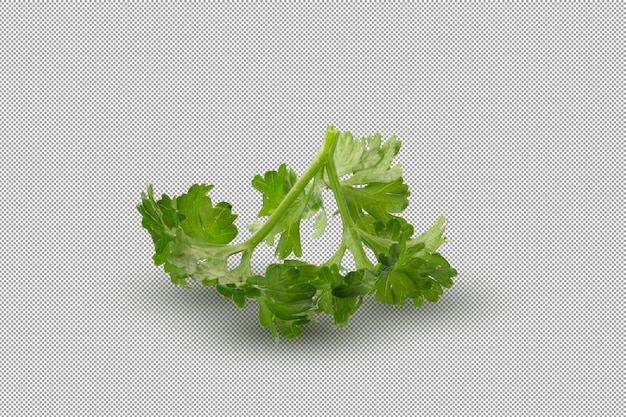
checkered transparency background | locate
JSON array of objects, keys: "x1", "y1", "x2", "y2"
[{"x1": 1, "y1": 3, "x2": 623, "y2": 416}]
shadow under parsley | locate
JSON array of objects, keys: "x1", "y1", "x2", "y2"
[{"x1": 132, "y1": 272, "x2": 484, "y2": 353}]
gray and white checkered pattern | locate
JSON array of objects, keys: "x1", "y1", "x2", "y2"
[{"x1": 1, "y1": 3, "x2": 623, "y2": 416}]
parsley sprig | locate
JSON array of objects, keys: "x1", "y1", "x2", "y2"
[{"x1": 138, "y1": 126, "x2": 457, "y2": 341}]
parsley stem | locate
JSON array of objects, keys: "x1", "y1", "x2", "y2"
[
  {"x1": 245, "y1": 126, "x2": 340, "y2": 248},
  {"x1": 324, "y1": 139, "x2": 374, "y2": 270},
  {"x1": 322, "y1": 241, "x2": 347, "y2": 269}
]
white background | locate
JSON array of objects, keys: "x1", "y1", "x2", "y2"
[{"x1": 1, "y1": 3, "x2": 623, "y2": 416}]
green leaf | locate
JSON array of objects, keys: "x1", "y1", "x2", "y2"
[
  {"x1": 216, "y1": 284, "x2": 246, "y2": 308},
  {"x1": 408, "y1": 215, "x2": 448, "y2": 252},
  {"x1": 315, "y1": 266, "x2": 373, "y2": 328},
  {"x1": 251, "y1": 163, "x2": 296, "y2": 217},
  {"x1": 333, "y1": 132, "x2": 403, "y2": 186},
  {"x1": 138, "y1": 183, "x2": 247, "y2": 287},
  {"x1": 176, "y1": 184, "x2": 238, "y2": 245},
  {"x1": 311, "y1": 209, "x2": 327, "y2": 239},
  {"x1": 257, "y1": 299, "x2": 279, "y2": 343},
  {"x1": 332, "y1": 297, "x2": 364, "y2": 329},
  {"x1": 275, "y1": 220, "x2": 302, "y2": 258},
  {"x1": 247, "y1": 264, "x2": 318, "y2": 340},
  {"x1": 137, "y1": 184, "x2": 180, "y2": 266},
  {"x1": 332, "y1": 269, "x2": 376, "y2": 298},
  {"x1": 373, "y1": 218, "x2": 457, "y2": 306},
  {"x1": 343, "y1": 179, "x2": 409, "y2": 219}
]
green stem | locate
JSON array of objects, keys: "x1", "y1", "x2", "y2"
[
  {"x1": 245, "y1": 126, "x2": 340, "y2": 248},
  {"x1": 324, "y1": 138, "x2": 373, "y2": 270}
]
